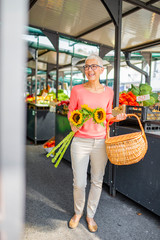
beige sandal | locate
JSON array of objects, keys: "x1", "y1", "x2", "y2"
[
  {"x1": 86, "y1": 217, "x2": 98, "y2": 232},
  {"x1": 68, "y1": 214, "x2": 82, "y2": 229}
]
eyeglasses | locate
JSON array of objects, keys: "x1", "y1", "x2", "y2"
[{"x1": 83, "y1": 64, "x2": 102, "y2": 71}]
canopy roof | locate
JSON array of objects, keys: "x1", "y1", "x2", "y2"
[
  {"x1": 29, "y1": 0, "x2": 160, "y2": 53},
  {"x1": 26, "y1": 32, "x2": 160, "y2": 72}
]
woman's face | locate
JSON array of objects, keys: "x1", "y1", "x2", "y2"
[{"x1": 85, "y1": 59, "x2": 104, "y2": 82}]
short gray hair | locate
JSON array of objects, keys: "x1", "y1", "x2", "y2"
[{"x1": 85, "y1": 54, "x2": 103, "y2": 67}]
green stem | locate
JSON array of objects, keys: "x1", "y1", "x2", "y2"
[
  {"x1": 54, "y1": 132, "x2": 74, "y2": 168},
  {"x1": 51, "y1": 131, "x2": 74, "y2": 164},
  {"x1": 46, "y1": 131, "x2": 74, "y2": 157},
  {"x1": 77, "y1": 115, "x2": 92, "y2": 127},
  {"x1": 51, "y1": 137, "x2": 70, "y2": 163}
]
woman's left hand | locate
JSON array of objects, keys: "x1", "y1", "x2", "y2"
[{"x1": 116, "y1": 113, "x2": 127, "y2": 121}]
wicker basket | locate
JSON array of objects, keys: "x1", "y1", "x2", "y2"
[{"x1": 105, "y1": 114, "x2": 148, "y2": 165}]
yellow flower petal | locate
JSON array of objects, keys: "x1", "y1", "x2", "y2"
[
  {"x1": 69, "y1": 110, "x2": 83, "y2": 126},
  {"x1": 81, "y1": 104, "x2": 93, "y2": 112},
  {"x1": 94, "y1": 108, "x2": 106, "y2": 123}
]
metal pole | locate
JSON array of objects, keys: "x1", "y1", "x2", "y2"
[
  {"x1": 113, "y1": 2, "x2": 122, "y2": 108},
  {"x1": 34, "y1": 49, "x2": 38, "y2": 144},
  {"x1": 106, "y1": 67, "x2": 108, "y2": 86},
  {"x1": 111, "y1": 0, "x2": 122, "y2": 197},
  {"x1": 124, "y1": 52, "x2": 150, "y2": 84},
  {"x1": 41, "y1": 31, "x2": 59, "y2": 98},
  {"x1": 70, "y1": 57, "x2": 73, "y2": 89},
  {"x1": 46, "y1": 64, "x2": 49, "y2": 91},
  {"x1": 99, "y1": 0, "x2": 122, "y2": 196},
  {"x1": 35, "y1": 49, "x2": 38, "y2": 104},
  {"x1": 31, "y1": 76, "x2": 33, "y2": 95},
  {"x1": 149, "y1": 53, "x2": 152, "y2": 85},
  {"x1": 56, "y1": 34, "x2": 59, "y2": 99}
]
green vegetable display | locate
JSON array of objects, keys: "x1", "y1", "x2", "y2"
[
  {"x1": 127, "y1": 83, "x2": 159, "y2": 107},
  {"x1": 128, "y1": 84, "x2": 140, "y2": 96},
  {"x1": 150, "y1": 92, "x2": 159, "y2": 103},
  {"x1": 139, "y1": 83, "x2": 152, "y2": 95},
  {"x1": 143, "y1": 96, "x2": 156, "y2": 106},
  {"x1": 57, "y1": 89, "x2": 69, "y2": 101}
]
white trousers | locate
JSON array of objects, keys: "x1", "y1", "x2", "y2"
[{"x1": 70, "y1": 137, "x2": 108, "y2": 218}]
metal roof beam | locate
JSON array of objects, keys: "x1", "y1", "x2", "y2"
[
  {"x1": 33, "y1": 59, "x2": 55, "y2": 65},
  {"x1": 28, "y1": 49, "x2": 50, "y2": 62},
  {"x1": 147, "y1": 0, "x2": 160, "y2": 4},
  {"x1": 122, "y1": 38, "x2": 160, "y2": 52},
  {"x1": 99, "y1": 45, "x2": 112, "y2": 58},
  {"x1": 123, "y1": 0, "x2": 160, "y2": 15},
  {"x1": 29, "y1": 24, "x2": 113, "y2": 51},
  {"x1": 100, "y1": 0, "x2": 120, "y2": 26},
  {"x1": 50, "y1": 63, "x2": 73, "y2": 71},
  {"x1": 76, "y1": 0, "x2": 160, "y2": 38},
  {"x1": 29, "y1": 0, "x2": 38, "y2": 10}
]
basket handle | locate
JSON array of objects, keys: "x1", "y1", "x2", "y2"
[{"x1": 106, "y1": 114, "x2": 145, "y2": 139}]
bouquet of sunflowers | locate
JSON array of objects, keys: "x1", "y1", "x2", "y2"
[{"x1": 46, "y1": 104, "x2": 106, "y2": 168}]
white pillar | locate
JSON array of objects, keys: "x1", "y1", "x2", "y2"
[{"x1": 0, "y1": 0, "x2": 27, "y2": 239}]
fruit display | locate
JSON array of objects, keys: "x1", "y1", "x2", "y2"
[
  {"x1": 56, "y1": 99, "x2": 70, "y2": 116},
  {"x1": 56, "y1": 89, "x2": 70, "y2": 101},
  {"x1": 43, "y1": 139, "x2": 55, "y2": 148},
  {"x1": 57, "y1": 100, "x2": 70, "y2": 106},
  {"x1": 119, "y1": 91, "x2": 139, "y2": 106},
  {"x1": 26, "y1": 94, "x2": 34, "y2": 102},
  {"x1": 26, "y1": 89, "x2": 69, "y2": 107}
]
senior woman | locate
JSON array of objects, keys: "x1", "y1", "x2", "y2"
[{"x1": 67, "y1": 54, "x2": 126, "y2": 232}]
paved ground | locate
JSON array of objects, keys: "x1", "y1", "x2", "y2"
[{"x1": 22, "y1": 140, "x2": 160, "y2": 240}]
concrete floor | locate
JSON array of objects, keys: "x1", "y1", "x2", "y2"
[{"x1": 22, "y1": 140, "x2": 160, "y2": 240}]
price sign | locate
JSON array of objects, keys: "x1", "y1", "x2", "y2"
[
  {"x1": 136, "y1": 94, "x2": 150, "y2": 102},
  {"x1": 42, "y1": 92, "x2": 48, "y2": 98}
]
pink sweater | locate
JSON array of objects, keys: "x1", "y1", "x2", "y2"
[{"x1": 68, "y1": 84, "x2": 114, "y2": 139}]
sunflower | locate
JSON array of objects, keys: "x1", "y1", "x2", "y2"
[
  {"x1": 93, "y1": 108, "x2": 106, "y2": 124},
  {"x1": 69, "y1": 110, "x2": 83, "y2": 126},
  {"x1": 81, "y1": 104, "x2": 93, "y2": 113}
]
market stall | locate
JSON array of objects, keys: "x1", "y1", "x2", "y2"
[
  {"x1": 26, "y1": 89, "x2": 69, "y2": 143},
  {"x1": 27, "y1": 104, "x2": 55, "y2": 142}
]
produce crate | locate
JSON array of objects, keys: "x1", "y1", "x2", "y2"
[{"x1": 126, "y1": 105, "x2": 160, "y2": 122}]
